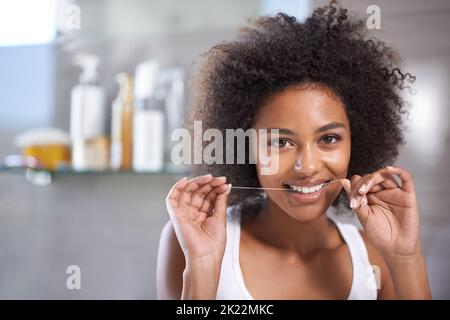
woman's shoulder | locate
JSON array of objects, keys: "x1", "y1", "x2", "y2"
[{"x1": 156, "y1": 220, "x2": 185, "y2": 299}]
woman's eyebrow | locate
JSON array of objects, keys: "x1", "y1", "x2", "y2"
[
  {"x1": 264, "y1": 128, "x2": 296, "y2": 135},
  {"x1": 315, "y1": 122, "x2": 346, "y2": 133},
  {"x1": 264, "y1": 122, "x2": 346, "y2": 135}
]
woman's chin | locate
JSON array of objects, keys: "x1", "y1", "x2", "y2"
[
  {"x1": 283, "y1": 205, "x2": 327, "y2": 223},
  {"x1": 282, "y1": 196, "x2": 333, "y2": 222}
]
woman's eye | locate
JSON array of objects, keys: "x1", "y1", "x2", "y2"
[
  {"x1": 270, "y1": 138, "x2": 292, "y2": 148},
  {"x1": 321, "y1": 135, "x2": 340, "y2": 145}
]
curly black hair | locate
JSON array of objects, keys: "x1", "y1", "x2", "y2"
[{"x1": 185, "y1": 1, "x2": 415, "y2": 217}]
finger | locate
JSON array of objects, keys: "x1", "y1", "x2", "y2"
[
  {"x1": 348, "y1": 174, "x2": 370, "y2": 221},
  {"x1": 350, "y1": 175, "x2": 363, "y2": 209},
  {"x1": 367, "y1": 184, "x2": 384, "y2": 193},
  {"x1": 165, "y1": 177, "x2": 189, "y2": 208},
  {"x1": 209, "y1": 176, "x2": 228, "y2": 187},
  {"x1": 213, "y1": 184, "x2": 232, "y2": 225},
  {"x1": 366, "y1": 188, "x2": 414, "y2": 208},
  {"x1": 200, "y1": 184, "x2": 229, "y2": 214},
  {"x1": 190, "y1": 176, "x2": 227, "y2": 209},
  {"x1": 380, "y1": 174, "x2": 399, "y2": 189},
  {"x1": 354, "y1": 174, "x2": 372, "y2": 196},
  {"x1": 339, "y1": 178, "x2": 351, "y2": 195},
  {"x1": 374, "y1": 173, "x2": 399, "y2": 192},
  {"x1": 350, "y1": 175, "x2": 362, "y2": 195},
  {"x1": 340, "y1": 177, "x2": 377, "y2": 205},
  {"x1": 352, "y1": 172, "x2": 386, "y2": 210},
  {"x1": 354, "y1": 193, "x2": 370, "y2": 226},
  {"x1": 385, "y1": 166, "x2": 415, "y2": 193},
  {"x1": 203, "y1": 184, "x2": 230, "y2": 214},
  {"x1": 357, "y1": 168, "x2": 399, "y2": 195},
  {"x1": 200, "y1": 189, "x2": 217, "y2": 214},
  {"x1": 179, "y1": 174, "x2": 213, "y2": 205}
]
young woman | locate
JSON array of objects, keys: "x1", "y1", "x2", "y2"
[{"x1": 157, "y1": 2, "x2": 431, "y2": 300}]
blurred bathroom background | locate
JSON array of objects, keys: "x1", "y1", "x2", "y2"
[{"x1": 0, "y1": 0, "x2": 449, "y2": 299}]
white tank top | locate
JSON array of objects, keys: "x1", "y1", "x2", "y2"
[{"x1": 216, "y1": 208, "x2": 378, "y2": 300}]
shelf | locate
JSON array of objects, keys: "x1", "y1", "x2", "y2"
[
  {"x1": 0, "y1": 166, "x2": 189, "y2": 185},
  {"x1": 0, "y1": 166, "x2": 187, "y2": 175}
]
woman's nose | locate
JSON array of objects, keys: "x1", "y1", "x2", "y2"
[{"x1": 294, "y1": 145, "x2": 321, "y2": 176}]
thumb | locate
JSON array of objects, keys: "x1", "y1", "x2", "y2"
[
  {"x1": 213, "y1": 184, "x2": 231, "y2": 225},
  {"x1": 339, "y1": 178, "x2": 351, "y2": 197},
  {"x1": 340, "y1": 178, "x2": 369, "y2": 225}
]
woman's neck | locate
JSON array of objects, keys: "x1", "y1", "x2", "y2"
[{"x1": 244, "y1": 199, "x2": 341, "y2": 258}]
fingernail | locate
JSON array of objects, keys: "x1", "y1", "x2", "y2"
[
  {"x1": 350, "y1": 198, "x2": 358, "y2": 209},
  {"x1": 359, "y1": 184, "x2": 367, "y2": 193},
  {"x1": 226, "y1": 184, "x2": 232, "y2": 195},
  {"x1": 361, "y1": 197, "x2": 368, "y2": 206},
  {"x1": 179, "y1": 177, "x2": 188, "y2": 183},
  {"x1": 217, "y1": 176, "x2": 227, "y2": 181}
]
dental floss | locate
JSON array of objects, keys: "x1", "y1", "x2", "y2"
[{"x1": 231, "y1": 179, "x2": 343, "y2": 191}]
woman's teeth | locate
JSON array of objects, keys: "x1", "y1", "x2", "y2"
[{"x1": 288, "y1": 183, "x2": 326, "y2": 194}]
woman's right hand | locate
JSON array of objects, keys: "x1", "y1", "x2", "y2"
[{"x1": 165, "y1": 174, "x2": 231, "y2": 267}]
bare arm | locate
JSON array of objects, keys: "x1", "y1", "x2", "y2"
[
  {"x1": 156, "y1": 220, "x2": 223, "y2": 300},
  {"x1": 157, "y1": 175, "x2": 231, "y2": 300},
  {"x1": 156, "y1": 220, "x2": 185, "y2": 299},
  {"x1": 384, "y1": 250, "x2": 431, "y2": 299},
  {"x1": 345, "y1": 166, "x2": 432, "y2": 300}
]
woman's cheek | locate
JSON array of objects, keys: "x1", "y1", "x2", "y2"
[
  {"x1": 256, "y1": 164, "x2": 282, "y2": 188},
  {"x1": 321, "y1": 150, "x2": 350, "y2": 177},
  {"x1": 320, "y1": 147, "x2": 351, "y2": 200},
  {"x1": 321, "y1": 137, "x2": 351, "y2": 177}
]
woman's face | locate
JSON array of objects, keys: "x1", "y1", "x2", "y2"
[{"x1": 252, "y1": 85, "x2": 351, "y2": 221}]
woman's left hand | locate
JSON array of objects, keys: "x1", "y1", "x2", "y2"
[{"x1": 340, "y1": 166, "x2": 420, "y2": 258}]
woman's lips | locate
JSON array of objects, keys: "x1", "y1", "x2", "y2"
[
  {"x1": 286, "y1": 183, "x2": 328, "y2": 204},
  {"x1": 283, "y1": 179, "x2": 330, "y2": 189}
]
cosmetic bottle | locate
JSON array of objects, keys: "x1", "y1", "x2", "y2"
[
  {"x1": 110, "y1": 73, "x2": 133, "y2": 171},
  {"x1": 70, "y1": 54, "x2": 109, "y2": 171},
  {"x1": 132, "y1": 60, "x2": 164, "y2": 172},
  {"x1": 158, "y1": 67, "x2": 186, "y2": 173}
]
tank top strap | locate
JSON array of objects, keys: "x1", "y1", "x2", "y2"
[{"x1": 328, "y1": 215, "x2": 378, "y2": 299}]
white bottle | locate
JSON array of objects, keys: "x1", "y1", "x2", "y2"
[
  {"x1": 158, "y1": 68, "x2": 186, "y2": 173},
  {"x1": 70, "y1": 54, "x2": 108, "y2": 171},
  {"x1": 132, "y1": 60, "x2": 164, "y2": 172}
]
